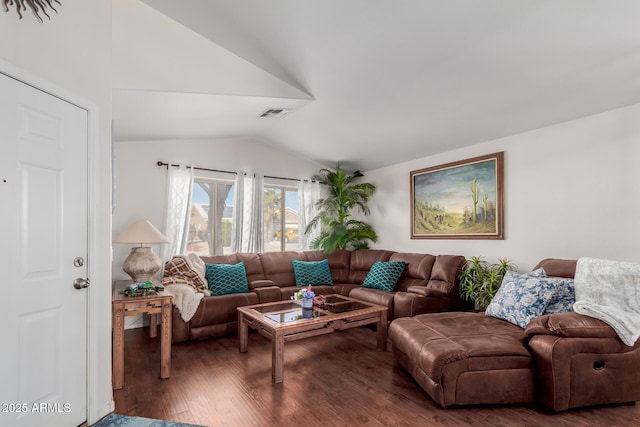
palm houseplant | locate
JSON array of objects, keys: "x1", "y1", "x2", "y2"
[
  {"x1": 459, "y1": 256, "x2": 516, "y2": 310},
  {"x1": 305, "y1": 162, "x2": 377, "y2": 253}
]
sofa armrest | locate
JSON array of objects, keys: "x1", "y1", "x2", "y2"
[
  {"x1": 406, "y1": 285, "x2": 448, "y2": 298},
  {"x1": 393, "y1": 291, "x2": 463, "y2": 318},
  {"x1": 249, "y1": 279, "x2": 275, "y2": 290},
  {"x1": 253, "y1": 286, "x2": 282, "y2": 303},
  {"x1": 527, "y1": 334, "x2": 640, "y2": 411},
  {"x1": 525, "y1": 312, "x2": 618, "y2": 339}
]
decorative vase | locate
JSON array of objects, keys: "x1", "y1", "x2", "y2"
[{"x1": 301, "y1": 297, "x2": 313, "y2": 309}]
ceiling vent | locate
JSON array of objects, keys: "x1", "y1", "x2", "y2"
[{"x1": 259, "y1": 108, "x2": 290, "y2": 118}]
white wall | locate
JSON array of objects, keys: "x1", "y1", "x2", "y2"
[
  {"x1": 112, "y1": 137, "x2": 324, "y2": 281},
  {"x1": 112, "y1": 0, "x2": 310, "y2": 99},
  {"x1": 0, "y1": 1, "x2": 113, "y2": 424},
  {"x1": 367, "y1": 103, "x2": 640, "y2": 272}
]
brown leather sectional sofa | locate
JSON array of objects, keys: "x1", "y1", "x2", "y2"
[
  {"x1": 389, "y1": 258, "x2": 640, "y2": 411},
  {"x1": 171, "y1": 249, "x2": 466, "y2": 343}
]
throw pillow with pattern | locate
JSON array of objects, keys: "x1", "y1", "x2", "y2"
[
  {"x1": 485, "y1": 270, "x2": 557, "y2": 328},
  {"x1": 542, "y1": 277, "x2": 575, "y2": 314},
  {"x1": 292, "y1": 259, "x2": 334, "y2": 286},
  {"x1": 205, "y1": 262, "x2": 249, "y2": 296},
  {"x1": 362, "y1": 261, "x2": 406, "y2": 292}
]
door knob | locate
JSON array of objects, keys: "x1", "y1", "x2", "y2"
[{"x1": 73, "y1": 278, "x2": 90, "y2": 289}]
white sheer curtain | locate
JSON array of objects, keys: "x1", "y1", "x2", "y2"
[
  {"x1": 161, "y1": 165, "x2": 194, "y2": 263},
  {"x1": 298, "y1": 179, "x2": 321, "y2": 251},
  {"x1": 231, "y1": 171, "x2": 264, "y2": 253}
]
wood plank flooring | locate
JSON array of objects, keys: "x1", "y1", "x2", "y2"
[{"x1": 113, "y1": 326, "x2": 639, "y2": 426}]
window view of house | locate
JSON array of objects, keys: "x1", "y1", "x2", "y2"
[
  {"x1": 188, "y1": 180, "x2": 299, "y2": 255},
  {"x1": 264, "y1": 186, "x2": 299, "y2": 252},
  {"x1": 188, "y1": 179, "x2": 234, "y2": 256}
]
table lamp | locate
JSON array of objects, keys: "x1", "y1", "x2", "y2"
[{"x1": 113, "y1": 219, "x2": 169, "y2": 284}]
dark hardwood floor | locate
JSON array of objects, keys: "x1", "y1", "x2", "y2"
[{"x1": 114, "y1": 326, "x2": 639, "y2": 427}]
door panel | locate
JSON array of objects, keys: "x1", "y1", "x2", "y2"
[{"x1": 0, "y1": 73, "x2": 88, "y2": 427}]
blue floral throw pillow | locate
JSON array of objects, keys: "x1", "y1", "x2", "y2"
[
  {"x1": 292, "y1": 259, "x2": 334, "y2": 286},
  {"x1": 485, "y1": 270, "x2": 557, "y2": 328},
  {"x1": 543, "y1": 277, "x2": 575, "y2": 314},
  {"x1": 362, "y1": 261, "x2": 406, "y2": 292},
  {"x1": 205, "y1": 262, "x2": 249, "y2": 296}
]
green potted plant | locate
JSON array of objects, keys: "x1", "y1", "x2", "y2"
[
  {"x1": 305, "y1": 162, "x2": 377, "y2": 253},
  {"x1": 459, "y1": 256, "x2": 516, "y2": 310}
]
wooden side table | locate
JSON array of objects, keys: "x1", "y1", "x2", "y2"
[{"x1": 112, "y1": 284, "x2": 173, "y2": 390}]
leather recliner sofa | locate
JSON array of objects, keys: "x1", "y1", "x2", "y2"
[
  {"x1": 388, "y1": 258, "x2": 640, "y2": 411},
  {"x1": 171, "y1": 249, "x2": 466, "y2": 343}
]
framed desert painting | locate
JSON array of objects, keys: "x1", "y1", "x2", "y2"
[{"x1": 410, "y1": 152, "x2": 504, "y2": 239}]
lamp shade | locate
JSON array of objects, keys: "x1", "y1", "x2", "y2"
[{"x1": 113, "y1": 219, "x2": 169, "y2": 245}]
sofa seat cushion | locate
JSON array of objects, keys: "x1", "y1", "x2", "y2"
[
  {"x1": 391, "y1": 312, "x2": 531, "y2": 382},
  {"x1": 349, "y1": 287, "x2": 395, "y2": 319},
  {"x1": 189, "y1": 293, "x2": 259, "y2": 328},
  {"x1": 390, "y1": 312, "x2": 536, "y2": 407}
]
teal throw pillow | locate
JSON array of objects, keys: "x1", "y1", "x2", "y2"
[
  {"x1": 292, "y1": 259, "x2": 333, "y2": 286},
  {"x1": 362, "y1": 261, "x2": 406, "y2": 292},
  {"x1": 205, "y1": 262, "x2": 249, "y2": 296}
]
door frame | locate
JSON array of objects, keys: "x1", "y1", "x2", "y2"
[{"x1": 0, "y1": 59, "x2": 114, "y2": 424}]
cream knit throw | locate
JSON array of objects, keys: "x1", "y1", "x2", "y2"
[
  {"x1": 162, "y1": 254, "x2": 210, "y2": 322},
  {"x1": 164, "y1": 283, "x2": 204, "y2": 323},
  {"x1": 573, "y1": 257, "x2": 640, "y2": 346}
]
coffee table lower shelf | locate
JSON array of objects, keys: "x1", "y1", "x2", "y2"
[{"x1": 237, "y1": 296, "x2": 388, "y2": 384}]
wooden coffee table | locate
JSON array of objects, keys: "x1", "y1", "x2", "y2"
[{"x1": 237, "y1": 295, "x2": 388, "y2": 383}]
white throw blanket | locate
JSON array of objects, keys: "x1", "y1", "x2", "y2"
[
  {"x1": 573, "y1": 257, "x2": 640, "y2": 346},
  {"x1": 165, "y1": 283, "x2": 204, "y2": 322}
]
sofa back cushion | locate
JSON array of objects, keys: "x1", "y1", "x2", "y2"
[
  {"x1": 200, "y1": 253, "x2": 266, "y2": 283},
  {"x1": 426, "y1": 255, "x2": 466, "y2": 296},
  {"x1": 533, "y1": 258, "x2": 577, "y2": 278},
  {"x1": 259, "y1": 251, "x2": 308, "y2": 287},
  {"x1": 347, "y1": 249, "x2": 394, "y2": 284},
  {"x1": 304, "y1": 250, "x2": 351, "y2": 283},
  {"x1": 389, "y1": 253, "x2": 436, "y2": 292}
]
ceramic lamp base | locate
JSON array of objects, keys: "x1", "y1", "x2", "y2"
[{"x1": 122, "y1": 246, "x2": 161, "y2": 284}]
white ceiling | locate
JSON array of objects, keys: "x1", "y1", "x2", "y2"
[{"x1": 113, "y1": 0, "x2": 640, "y2": 170}]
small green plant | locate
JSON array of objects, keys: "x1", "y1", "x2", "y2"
[{"x1": 459, "y1": 256, "x2": 516, "y2": 310}]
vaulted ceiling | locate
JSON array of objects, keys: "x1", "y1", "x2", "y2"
[{"x1": 112, "y1": 0, "x2": 640, "y2": 170}]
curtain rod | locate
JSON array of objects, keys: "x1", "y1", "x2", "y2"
[{"x1": 156, "y1": 161, "x2": 311, "y2": 183}]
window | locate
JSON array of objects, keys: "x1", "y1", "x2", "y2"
[
  {"x1": 188, "y1": 179, "x2": 299, "y2": 255},
  {"x1": 188, "y1": 179, "x2": 234, "y2": 256},
  {"x1": 264, "y1": 186, "x2": 299, "y2": 252}
]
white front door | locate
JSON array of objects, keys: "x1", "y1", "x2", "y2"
[{"x1": 0, "y1": 72, "x2": 88, "y2": 427}]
